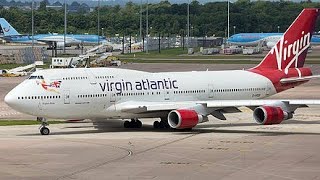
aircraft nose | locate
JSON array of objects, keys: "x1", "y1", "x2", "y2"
[{"x1": 4, "y1": 91, "x2": 16, "y2": 107}]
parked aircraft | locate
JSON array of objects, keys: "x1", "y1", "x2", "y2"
[
  {"x1": 4, "y1": 8, "x2": 320, "y2": 135},
  {"x1": 0, "y1": 18, "x2": 105, "y2": 47},
  {"x1": 228, "y1": 32, "x2": 320, "y2": 48}
]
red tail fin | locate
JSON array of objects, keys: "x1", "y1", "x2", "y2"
[{"x1": 253, "y1": 8, "x2": 319, "y2": 72}]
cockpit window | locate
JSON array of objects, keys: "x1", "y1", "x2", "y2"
[
  {"x1": 28, "y1": 76, "x2": 37, "y2": 79},
  {"x1": 28, "y1": 75, "x2": 44, "y2": 79}
]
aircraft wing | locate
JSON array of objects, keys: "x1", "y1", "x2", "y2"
[
  {"x1": 116, "y1": 101, "x2": 196, "y2": 113},
  {"x1": 115, "y1": 99, "x2": 320, "y2": 115}
]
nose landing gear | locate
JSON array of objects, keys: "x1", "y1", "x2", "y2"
[{"x1": 37, "y1": 117, "x2": 50, "y2": 135}]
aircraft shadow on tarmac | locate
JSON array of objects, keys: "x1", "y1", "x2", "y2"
[
  {"x1": 284, "y1": 119, "x2": 320, "y2": 124},
  {"x1": 17, "y1": 119, "x2": 320, "y2": 136}
]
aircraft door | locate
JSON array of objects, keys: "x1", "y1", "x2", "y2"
[
  {"x1": 164, "y1": 90, "x2": 170, "y2": 101},
  {"x1": 64, "y1": 90, "x2": 70, "y2": 104},
  {"x1": 110, "y1": 92, "x2": 116, "y2": 104},
  {"x1": 84, "y1": 69, "x2": 97, "y2": 85},
  {"x1": 38, "y1": 101, "x2": 43, "y2": 110},
  {"x1": 208, "y1": 84, "x2": 214, "y2": 98},
  {"x1": 265, "y1": 83, "x2": 271, "y2": 96}
]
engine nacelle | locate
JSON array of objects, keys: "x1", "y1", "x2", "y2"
[
  {"x1": 56, "y1": 42, "x2": 65, "y2": 48},
  {"x1": 253, "y1": 106, "x2": 293, "y2": 125},
  {"x1": 56, "y1": 42, "x2": 71, "y2": 48},
  {"x1": 266, "y1": 41, "x2": 276, "y2": 48},
  {"x1": 168, "y1": 109, "x2": 204, "y2": 129}
]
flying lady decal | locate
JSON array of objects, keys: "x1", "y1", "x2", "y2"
[{"x1": 37, "y1": 80, "x2": 62, "y2": 93}]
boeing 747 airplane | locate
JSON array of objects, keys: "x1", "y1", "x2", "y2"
[
  {"x1": 4, "y1": 8, "x2": 320, "y2": 135},
  {"x1": 0, "y1": 18, "x2": 105, "y2": 47},
  {"x1": 228, "y1": 32, "x2": 320, "y2": 48}
]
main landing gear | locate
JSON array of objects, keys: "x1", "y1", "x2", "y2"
[
  {"x1": 37, "y1": 117, "x2": 50, "y2": 135},
  {"x1": 153, "y1": 118, "x2": 170, "y2": 129},
  {"x1": 124, "y1": 119, "x2": 142, "y2": 128}
]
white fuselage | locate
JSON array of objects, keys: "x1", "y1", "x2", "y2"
[{"x1": 5, "y1": 68, "x2": 276, "y2": 120}]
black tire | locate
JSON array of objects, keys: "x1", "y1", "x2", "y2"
[
  {"x1": 40, "y1": 127, "x2": 50, "y2": 135},
  {"x1": 159, "y1": 121, "x2": 165, "y2": 129},
  {"x1": 130, "y1": 121, "x2": 137, "y2": 128},
  {"x1": 153, "y1": 121, "x2": 160, "y2": 129},
  {"x1": 136, "y1": 120, "x2": 142, "y2": 128},
  {"x1": 124, "y1": 121, "x2": 130, "y2": 128}
]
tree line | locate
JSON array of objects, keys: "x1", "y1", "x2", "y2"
[{"x1": 0, "y1": 0, "x2": 320, "y2": 38}]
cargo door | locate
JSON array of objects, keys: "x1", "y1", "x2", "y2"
[{"x1": 164, "y1": 89, "x2": 170, "y2": 101}]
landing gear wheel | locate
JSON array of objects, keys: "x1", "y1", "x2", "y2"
[
  {"x1": 160, "y1": 117, "x2": 170, "y2": 128},
  {"x1": 159, "y1": 121, "x2": 165, "y2": 128},
  {"x1": 40, "y1": 127, "x2": 50, "y2": 135},
  {"x1": 153, "y1": 121, "x2": 160, "y2": 129},
  {"x1": 124, "y1": 120, "x2": 130, "y2": 128},
  {"x1": 124, "y1": 119, "x2": 142, "y2": 128},
  {"x1": 154, "y1": 118, "x2": 171, "y2": 129},
  {"x1": 136, "y1": 120, "x2": 142, "y2": 128},
  {"x1": 37, "y1": 117, "x2": 50, "y2": 135}
]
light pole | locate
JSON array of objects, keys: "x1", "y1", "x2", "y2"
[
  {"x1": 146, "y1": 0, "x2": 149, "y2": 53},
  {"x1": 97, "y1": 0, "x2": 100, "y2": 45},
  {"x1": 63, "y1": 0, "x2": 67, "y2": 53},
  {"x1": 227, "y1": 0, "x2": 230, "y2": 38},
  {"x1": 140, "y1": 0, "x2": 142, "y2": 41},
  {"x1": 187, "y1": 0, "x2": 190, "y2": 48},
  {"x1": 101, "y1": 28, "x2": 104, "y2": 37},
  {"x1": 31, "y1": 0, "x2": 34, "y2": 49},
  {"x1": 233, "y1": 26, "x2": 236, "y2": 35},
  {"x1": 191, "y1": 26, "x2": 193, "y2": 37},
  {"x1": 277, "y1": 26, "x2": 280, "y2": 33}
]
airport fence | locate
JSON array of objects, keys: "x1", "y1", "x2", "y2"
[
  {"x1": 0, "y1": 47, "x2": 47, "y2": 64},
  {"x1": 120, "y1": 35, "x2": 223, "y2": 54}
]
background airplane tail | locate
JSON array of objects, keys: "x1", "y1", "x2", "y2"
[
  {"x1": 0, "y1": 18, "x2": 20, "y2": 36},
  {"x1": 252, "y1": 8, "x2": 319, "y2": 71}
]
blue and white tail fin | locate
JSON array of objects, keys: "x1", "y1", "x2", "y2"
[{"x1": 0, "y1": 18, "x2": 20, "y2": 36}]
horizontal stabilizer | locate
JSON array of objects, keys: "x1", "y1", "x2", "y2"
[{"x1": 280, "y1": 75, "x2": 320, "y2": 83}]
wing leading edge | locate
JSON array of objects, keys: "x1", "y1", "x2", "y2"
[{"x1": 114, "y1": 99, "x2": 320, "y2": 115}]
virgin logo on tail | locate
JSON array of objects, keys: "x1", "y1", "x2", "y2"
[
  {"x1": 271, "y1": 31, "x2": 310, "y2": 72},
  {"x1": 252, "y1": 9, "x2": 319, "y2": 72}
]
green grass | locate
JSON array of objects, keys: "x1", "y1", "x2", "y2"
[
  {"x1": 122, "y1": 58, "x2": 320, "y2": 64},
  {"x1": 119, "y1": 47, "x2": 320, "y2": 60},
  {"x1": 0, "y1": 64, "x2": 28, "y2": 70},
  {"x1": 123, "y1": 59, "x2": 260, "y2": 64},
  {"x1": 0, "y1": 63, "x2": 50, "y2": 70},
  {"x1": 0, "y1": 120, "x2": 66, "y2": 126},
  {"x1": 119, "y1": 47, "x2": 189, "y2": 58}
]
